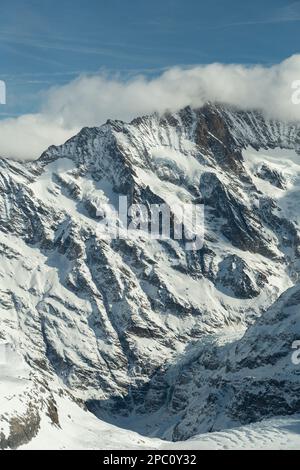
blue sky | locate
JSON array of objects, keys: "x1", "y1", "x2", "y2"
[{"x1": 0, "y1": 0, "x2": 300, "y2": 118}]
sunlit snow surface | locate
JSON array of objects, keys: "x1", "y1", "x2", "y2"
[
  {"x1": 244, "y1": 147, "x2": 300, "y2": 225},
  {"x1": 19, "y1": 398, "x2": 300, "y2": 450}
]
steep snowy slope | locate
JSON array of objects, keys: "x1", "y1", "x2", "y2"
[
  {"x1": 20, "y1": 404, "x2": 300, "y2": 450},
  {"x1": 0, "y1": 104, "x2": 300, "y2": 448}
]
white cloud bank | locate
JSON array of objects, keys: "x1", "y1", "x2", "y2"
[{"x1": 1, "y1": 54, "x2": 300, "y2": 160}]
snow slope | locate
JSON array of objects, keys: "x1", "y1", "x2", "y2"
[{"x1": 19, "y1": 395, "x2": 300, "y2": 450}]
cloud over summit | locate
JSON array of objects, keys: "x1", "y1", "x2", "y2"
[{"x1": 1, "y1": 54, "x2": 300, "y2": 160}]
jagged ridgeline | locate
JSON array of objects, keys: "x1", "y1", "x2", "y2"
[{"x1": 0, "y1": 104, "x2": 300, "y2": 447}]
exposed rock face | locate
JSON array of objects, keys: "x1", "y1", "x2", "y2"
[
  {"x1": 199, "y1": 171, "x2": 277, "y2": 257},
  {"x1": 215, "y1": 254, "x2": 267, "y2": 299},
  {"x1": 0, "y1": 103, "x2": 300, "y2": 446},
  {"x1": 256, "y1": 164, "x2": 286, "y2": 189}
]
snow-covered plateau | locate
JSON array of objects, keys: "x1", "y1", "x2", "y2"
[{"x1": 0, "y1": 104, "x2": 299, "y2": 449}]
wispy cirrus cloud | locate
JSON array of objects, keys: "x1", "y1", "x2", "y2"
[
  {"x1": 0, "y1": 30, "x2": 163, "y2": 65},
  {"x1": 275, "y1": 1, "x2": 300, "y2": 21},
  {"x1": 207, "y1": 1, "x2": 300, "y2": 29}
]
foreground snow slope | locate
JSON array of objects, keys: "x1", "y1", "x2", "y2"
[
  {"x1": 20, "y1": 394, "x2": 300, "y2": 450},
  {"x1": 0, "y1": 104, "x2": 300, "y2": 448}
]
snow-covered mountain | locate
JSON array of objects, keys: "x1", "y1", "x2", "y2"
[{"x1": 0, "y1": 103, "x2": 300, "y2": 449}]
